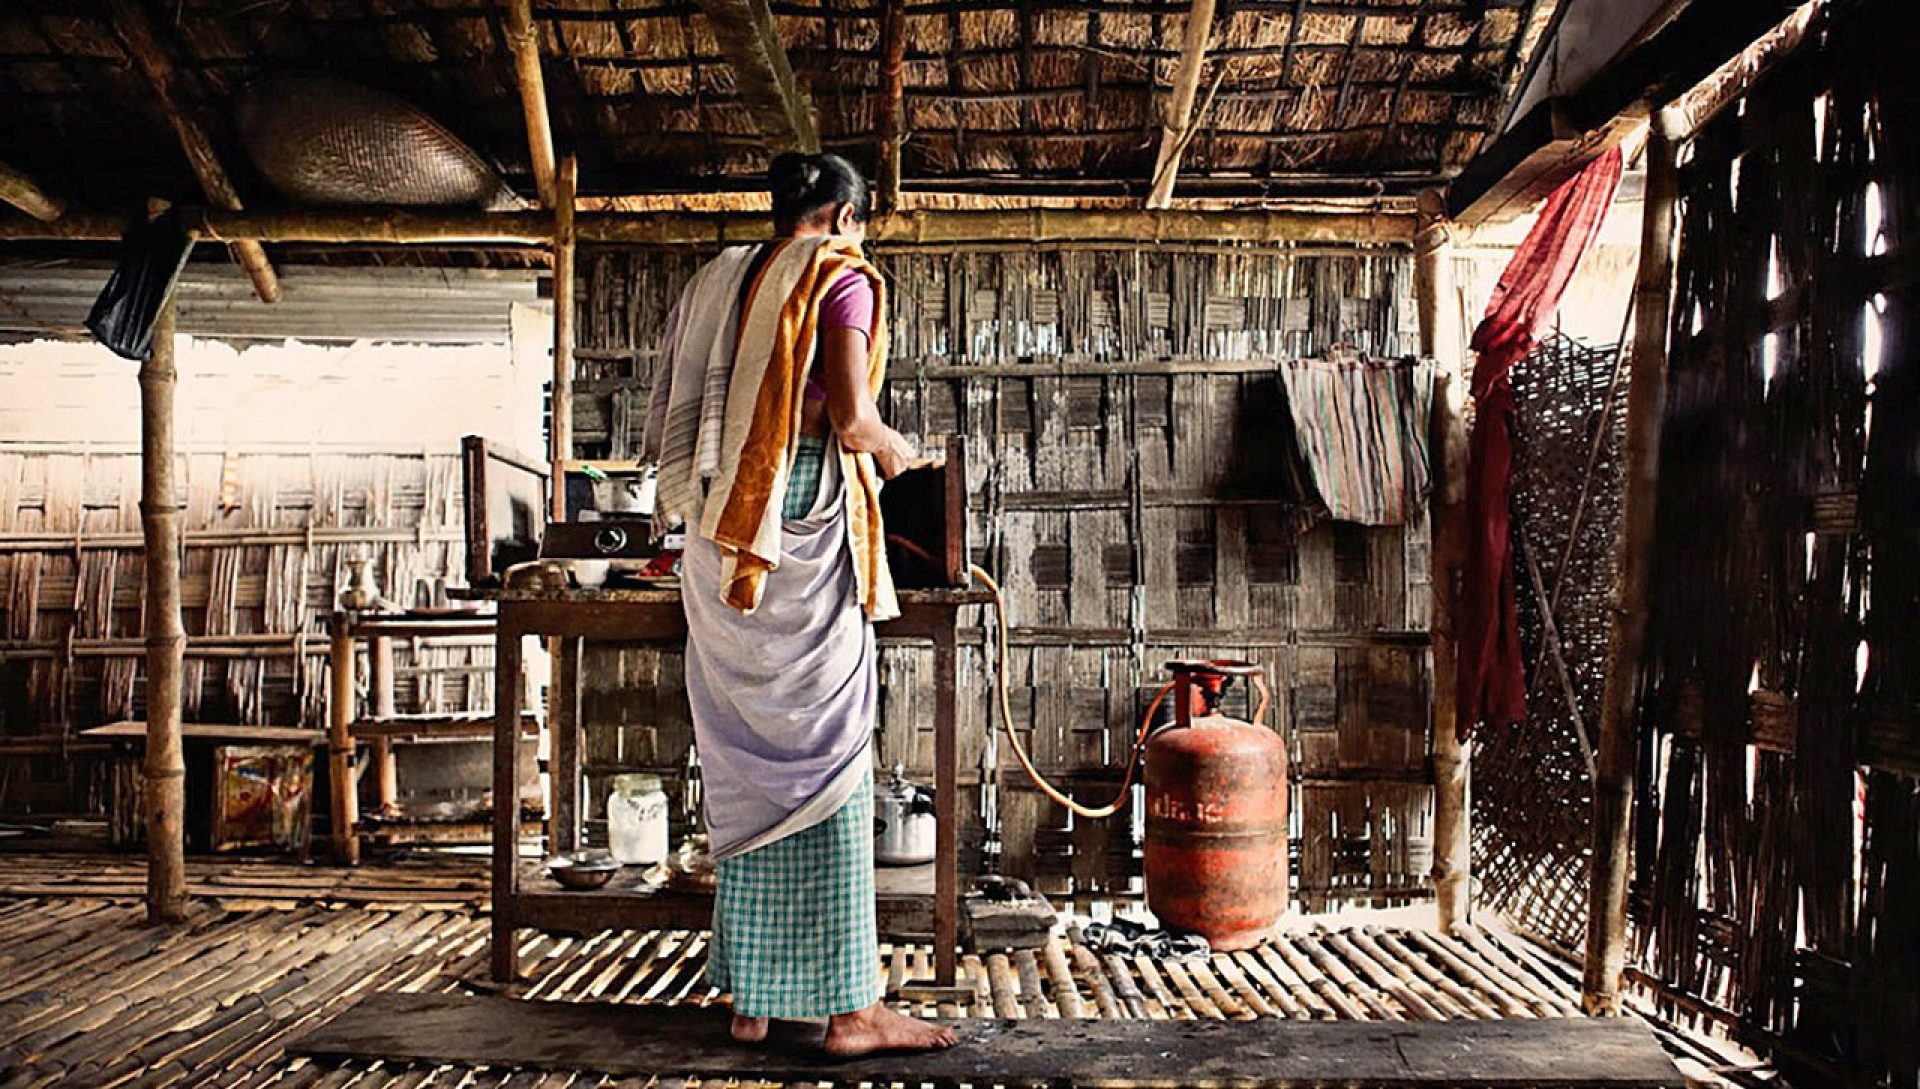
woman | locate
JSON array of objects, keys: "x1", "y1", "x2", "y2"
[{"x1": 642, "y1": 153, "x2": 957, "y2": 1055}]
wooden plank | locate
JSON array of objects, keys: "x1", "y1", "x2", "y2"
[{"x1": 292, "y1": 993, "x2": 1683, "y2": 1086}]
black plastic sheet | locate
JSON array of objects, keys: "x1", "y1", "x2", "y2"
[{"x1": 85, "y1": 209, "x2": 195, "y2": 361}]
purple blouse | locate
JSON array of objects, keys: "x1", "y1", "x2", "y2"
[{"x1": 806, "y1": 269, "x2": 875, "y2": 401}]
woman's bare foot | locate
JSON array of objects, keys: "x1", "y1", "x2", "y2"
[
  {"x1": 822, "y1": 1002, "x2": 959, "y2": 1056},
  {"x1": 730, "y1": 1014, "x2": 769, "y2": 1043}
]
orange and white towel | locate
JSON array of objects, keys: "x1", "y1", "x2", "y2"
[{"x1": 644, "y1": 236, "x2": 898, "y2": 621}]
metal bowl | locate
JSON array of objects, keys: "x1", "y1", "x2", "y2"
[{"x1": 546, "y1": 853, "x2": 620, "y2": 891}]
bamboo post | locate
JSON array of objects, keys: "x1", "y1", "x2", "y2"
[
  {"x1": 140, "y1": 294, "x2": 187, "y2": 924},
  {"x1": 505, "y1": 0, "x2": 558, "y2": 207},
  {"x1": 328, "y1": 614, "x2": 360, "y2": 865},
  {"x1": 874, "y1": 0, "x2": 908, "y2": 214},
  {"x1": 549, "y1": 156, "x2": 577, "y2": 522},
  {"x1": 1416, "y1": 189, "x2": 1472, "y2": 930},
  {"x1": 1584, "y1": 108, "x2": 1678, "y2": 1015},
  {"x1": 369, "y1": 635, "x2": 399, "y2": 818}
]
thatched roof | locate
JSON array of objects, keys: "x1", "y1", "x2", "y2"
[{"x1": 0, "y1": 0, "x2": 1544, "y2": 213}]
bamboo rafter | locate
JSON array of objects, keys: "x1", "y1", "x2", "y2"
[
  {"x1": 504, "y1": 0, "x2": 560, "y2": 208},
  {"x1": 105, "y1": 0, "x2": 280, "y2": 305},
  {"x1": 1146, "y1": 0, "x2": 1219, "y2": 209},
  {"x1": 0, "y1": 206, "x2": 1416, "y2": 245},
  {"x1": 692, "y1": 0, "x2": 820, "y2": 153},
  {"x1": 0, "y1": 160, "x2": 62, "y2": 222}
]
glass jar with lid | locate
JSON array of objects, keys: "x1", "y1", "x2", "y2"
[{"x1": 607, "y1": 773, "x2": 670, "y2": 866}]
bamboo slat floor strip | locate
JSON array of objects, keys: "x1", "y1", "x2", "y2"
[{"x1": 0, "y1": 853, "x2": 1706, "y2": 1088}]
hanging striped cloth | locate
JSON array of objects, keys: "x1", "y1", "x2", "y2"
[{"x1": 1278, "y1": 356, "x2": 1435, "y2": 526}]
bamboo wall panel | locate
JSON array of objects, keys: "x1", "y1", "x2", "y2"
[
  {"x1": 1473, "y1": 332, "x2": 1629, "y2": 951},
  {"x1": 0, "y1": 452, "x2": 490, "y2": 811},
  {"x1": 1620, "y1": 3, "x2": 1920, "y2": 1083},
  {"x1": 578, "y1": 243, "x2": 1433, "y2": 903}
]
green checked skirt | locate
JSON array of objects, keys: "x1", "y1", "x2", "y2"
[
  {"x1": 782, "y1": 436, "x2": 829, "y2": 519},
  {"x1": 705, "y1": 786, "x2": 882, "y2": 1019}
]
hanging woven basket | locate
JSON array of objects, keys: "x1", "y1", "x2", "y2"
[{"x1": 237, "y1": 74, "x2": 526, "y2": 210}]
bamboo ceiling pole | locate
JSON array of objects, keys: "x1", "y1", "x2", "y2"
[
  {"x1": 140, "y1": 293, "x2": 187, "y2": 924},
  {"x1": 550, "y1": 155, "x2": 578, "y2": 522},
  {"x1": 0, "y1": 207, "x2": 1418, "y2": 246},
  {"x1": 505, "y1": 0, "x2": 559, "y2": 208},
  {"x1": 874, "y1": 0, "x2": 908, "y2": 214},
  {"x1": 108, "y1": 0, "x2": 280, "y2": 304},
  {"x1": 1415, "y1": 188, "x2": 1471, "y2": 930},
  {"x1": 1584, "y1": 108, "x2": 1678, "y2": 1016},
  {"x1": 0, "y1": 160, "x2": 63, "y2": 222},
  {"x1": 1147, "y1": 0, "x2": 1217, "y2": 209}
]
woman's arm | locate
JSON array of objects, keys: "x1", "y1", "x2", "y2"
[{"x1": 819, "y1": 324, "x2": 921, "y2": 478}]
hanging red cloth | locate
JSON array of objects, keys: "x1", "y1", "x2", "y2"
[{"x1": 1456, "y1": 146, "x2": 1624, "y2": 739}]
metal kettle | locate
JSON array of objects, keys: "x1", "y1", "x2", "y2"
[{"x1": 874, "y1": 764, "x2": 936, "y2": 866}]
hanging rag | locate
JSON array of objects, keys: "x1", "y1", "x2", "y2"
[
  {"x1": 1278, "y1": 355, "x2": 1436, "y2": 525},
  {"x1": 1456, "y1": 147, "x2": 1624, "y2": 739}
]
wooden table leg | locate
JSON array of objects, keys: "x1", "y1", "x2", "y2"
[
  {"x1": 492, "y1": 622, "x2": 524, "y2": 982},
  {"x1": 933, "y1": 623, "x2": 959, "y2": 986},
  {"x1": 327, "y1": 614, "x2": 360, "y2": 866},
  {"x1": 369, "y1": 634, "x2": 400, "y2": 818},
  {"x1": 550, "y1": 636, "x2": 581, "y2": 854}
]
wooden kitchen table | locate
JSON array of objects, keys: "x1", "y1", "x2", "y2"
[{"x1": 476, "y1": 584, "x2": 990, "y2": 987}]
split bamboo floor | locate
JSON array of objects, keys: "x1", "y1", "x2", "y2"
[{"x1": 0, "y1": 852, "x2": 1713, "y2": 1088}]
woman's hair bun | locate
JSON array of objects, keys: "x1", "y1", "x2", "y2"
[
  {"x1": 769, "y1": 152, "x2": 823, "y2": 203},
  {"x1": 768, "y1": 151, "x2": 870, "y2": 230}
]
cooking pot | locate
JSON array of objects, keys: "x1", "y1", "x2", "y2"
[
  {"x1": 591, "y1": 471, "x2": 655, "y2": 516},
  {"x1": 874, "y1": 764, "x2": 935, "y2": 866}
]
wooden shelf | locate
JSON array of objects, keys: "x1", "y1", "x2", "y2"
[
  {"x1": 84, "y1": 721, "x2": 323, "y2": 745},
  {"x1": 352, "y1": 712, "x2": 538, "y2": 742},
  {"x1": 362, "y1": 816, "x2": 545, "y2": 846}
]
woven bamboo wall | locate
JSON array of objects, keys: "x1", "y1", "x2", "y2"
[
  {"x1": 0, "y1": 337, "x2": 541, "y2": 815},
  {"x1": 0, "y1": 451, "x2": 488, "y2": 810},
  {"x1": 1622, "y1": 3, "x2": 1920, "y2": 1082},
  {"x1": 576, "y1": 242, "x2": 1434, "y2": 905},
  {"x1": 1472, "y1": 332, "x2": 1628, "y2": 951}
]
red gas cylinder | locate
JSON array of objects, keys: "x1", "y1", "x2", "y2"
[{"x1": 1143, "y1": 660, "x2": 1289, "y2": 950}]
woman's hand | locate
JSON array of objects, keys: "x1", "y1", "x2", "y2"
[{"x1": 873, "y1": 430, "x2": 923, "y2": 479}]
